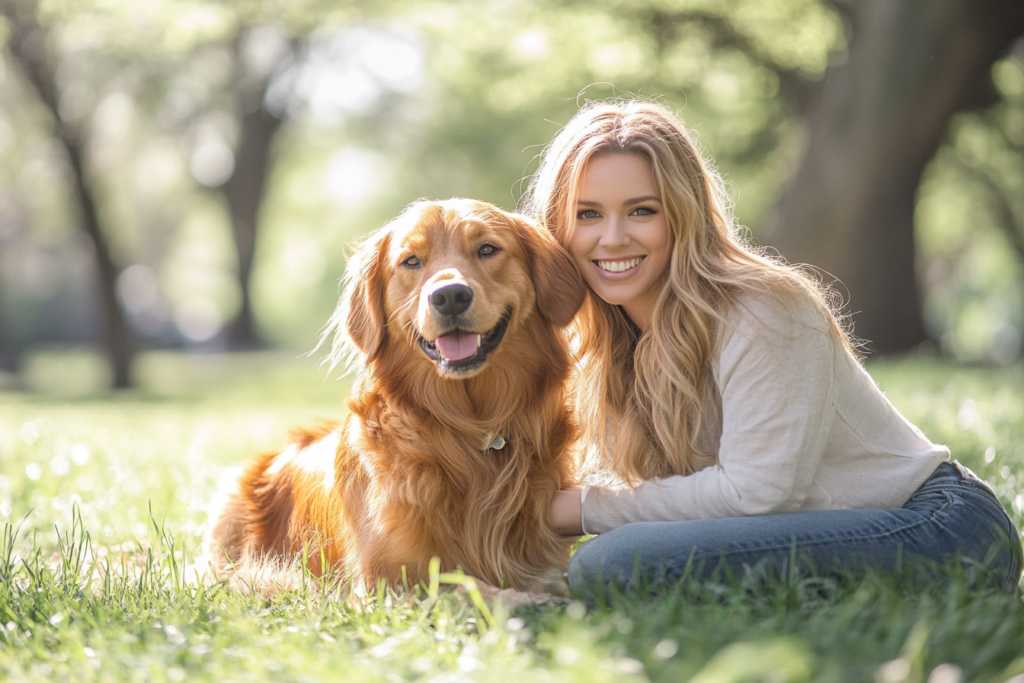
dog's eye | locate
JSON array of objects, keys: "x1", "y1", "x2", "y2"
[
  {"x1": 478, "y1": 244, "x2": 499, "y2": 258},
  {"x1": 402, "y1": 255, "x2": 422, "y2": 268}
]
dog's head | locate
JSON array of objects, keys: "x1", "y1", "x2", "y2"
[{"x1": 324, "y1": 199, "x2": 585, "y2": 379}]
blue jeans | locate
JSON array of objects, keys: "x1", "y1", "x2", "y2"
[{"x1": 569, "y1": 461, "x2": 1023, "y2": 594}]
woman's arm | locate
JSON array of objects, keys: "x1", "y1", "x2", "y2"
[
  {"x1": 581, "y1": 293, "x2": 840, "y2": 534},
  {"x1": 550, "y1": 488, "x2": 583, "y2": 536}
]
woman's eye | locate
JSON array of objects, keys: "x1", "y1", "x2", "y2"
[
  {"x1": 402, "y1": 255, "x2": 421, "y2": 268},
  {"x1": 631, "y1": 207, "x2": 656, "y2": 216},
  {"x1": 577, "y1": 209, "x2": 600, "y2": 220},
  {"x1": 478, "y1": 244, "x2": 499, "y2": 258}
]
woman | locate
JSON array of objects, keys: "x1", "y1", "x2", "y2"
[{"x1": 522, "y1": 99, "x2": 1022, "y2": 593}]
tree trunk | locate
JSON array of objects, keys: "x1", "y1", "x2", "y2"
[
  {"x1": 222, "y1": 105, "x2": 283, "y2": 349},
  {"x1": 2, "y1": 0, "x2": 134, "y2": 387},
  {"x1": 766, "y1": 0, "x2": 1024, "y2": 354},
  {"x1": 0, "y1": 280, "x2": 17, "y2": 377},
  {"x1": 220, "y1": 50, "x2": 288, "y2": 350}
]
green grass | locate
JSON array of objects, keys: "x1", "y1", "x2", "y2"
[{"x1": 2, "y1": 350, "x2": 1024, "y2": 682}]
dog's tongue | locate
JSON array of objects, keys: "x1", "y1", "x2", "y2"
[{"x1": 434, "y1": 332, "x2": 480, "y2": 361}]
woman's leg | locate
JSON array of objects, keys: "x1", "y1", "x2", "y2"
[{"x1": 569, "y1": 462, "x2": 1022, "y2": 595}]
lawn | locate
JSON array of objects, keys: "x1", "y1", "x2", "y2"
[{"x1": 2, "y1": 350, "x2": 1024, "y2": 682}]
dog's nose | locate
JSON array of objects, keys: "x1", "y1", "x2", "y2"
[{"x1": 430, "y1": 283, "x2": 473, "y2": 316}]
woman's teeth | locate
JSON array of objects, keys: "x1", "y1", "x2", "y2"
[{"x1": 596, "y1": 257, "x2": 643, "y2": 273}]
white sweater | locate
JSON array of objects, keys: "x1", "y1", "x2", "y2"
[{"x1": 581, "y1": 292, "x2": 949, "y2": 535}]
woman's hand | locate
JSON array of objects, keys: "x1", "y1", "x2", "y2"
[{"x1": 550, "y1": 488, "x2": 584, "y2": 536}]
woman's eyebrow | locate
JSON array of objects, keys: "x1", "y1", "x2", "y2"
[
  {"x1": 624, "y1": 196, "x2": 662, "y2": 206},
  {"x1": 577, "y1": 196, "x2": 662, "y2": 208}
]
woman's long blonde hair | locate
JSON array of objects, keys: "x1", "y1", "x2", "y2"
[{"x1": 522, "y1": 99, "x2": 854, "y2": 484}]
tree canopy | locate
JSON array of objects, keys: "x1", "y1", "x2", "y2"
[{"x1": 1, "y1": 0, "x2": 1022, "y2": 387}]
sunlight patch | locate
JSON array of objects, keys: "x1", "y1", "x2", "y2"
[{"x1": 294, "y1": 431, "x2": 340, "y2": 491}]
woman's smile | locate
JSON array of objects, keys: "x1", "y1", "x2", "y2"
[{"x1": 594, "y1": 256, "x2": 645, "y2": 274}]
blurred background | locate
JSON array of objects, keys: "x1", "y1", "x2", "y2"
[{"x1": 0, "y1": 0, "x2": 1022, "y2": 392}]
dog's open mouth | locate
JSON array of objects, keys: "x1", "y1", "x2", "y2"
[{"x1": 418, "y1": 312, "x2": 510, "y2": 374}]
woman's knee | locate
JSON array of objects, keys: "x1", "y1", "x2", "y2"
[
  {"x1": 568, "y1": 533, "x2": 626, "y2": 591},
  {"x1": 568, "y1": 523, "x2": 671, "y2": 592},
  {"x1": 932, "y1": 484, "x2": 1023, "y2": 591}
]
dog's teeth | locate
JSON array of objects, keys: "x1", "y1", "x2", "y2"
[{"x1": 477, "y1": 335, "x2": 481, "y2": 348}]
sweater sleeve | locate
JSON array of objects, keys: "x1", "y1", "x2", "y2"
[{"x1": 581, "y1": 294, "x2": 840, "y2": 535}]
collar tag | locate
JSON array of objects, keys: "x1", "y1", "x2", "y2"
[{"x1": 488, "y1": 435, "x2": 506, "y2": 450}]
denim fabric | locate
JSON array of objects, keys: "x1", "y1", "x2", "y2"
[{"x1": 569, "y1": 462, "x2": 1023, "y2": 594}]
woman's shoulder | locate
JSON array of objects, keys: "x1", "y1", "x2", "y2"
[
  {"x1": 713, "y1": 284, "x2": 842, "y2": 368},
  {"x1": 724, "y1": 284, "x2": 833, "y2": 338},
  {"x1": 713, "y1": 284, "x2": 846, "y2": 384}
]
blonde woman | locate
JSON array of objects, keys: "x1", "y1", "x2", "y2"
[{"x1": 523, "y1": 100, "x2": 1021, "y2": 592}]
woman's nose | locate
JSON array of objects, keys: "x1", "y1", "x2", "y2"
[{"x1": 598, "y1": 216, "x2": 630, "y2": 248}]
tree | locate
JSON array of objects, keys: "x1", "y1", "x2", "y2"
[
  {"x1": 947, "y1": 52, "x2": 1024, "y2": 295},
  {"x1": 154, "y1": 10, "x2": 381, "y2": 349},
  {"x1": 216, "y1": 29, "x2": 296, "y2": 349},
  {"x1": 4, "y1": 0, "x2": 1021, "y2": 366},
  {"x1": 764, "y1": 0, "x2": 1024, "y2": 353},
  {"x1": 0, "y1": 0, "x2": 134, "y2": 387},
  {"x1": 643, "y1": 0, "x2": 1024, "y2": 353}
]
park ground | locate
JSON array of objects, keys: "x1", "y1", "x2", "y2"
[{"x1": 2, "y1": 351, "x2": 1024, "y2": 682}]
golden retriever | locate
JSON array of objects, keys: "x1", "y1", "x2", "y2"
[{"x1": 203, "y1": 198, "x2": 584, "y2": 594}]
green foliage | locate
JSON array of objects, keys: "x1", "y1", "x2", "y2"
[
  {"x1": 0, "y1": 0, "x2": 1022, "y2": 359},
  {"x1": 2, "y1": 0, "x2": 844, "y2": 351},
  {"x1": 915, "y1": 54, "x2": 1024, "y2": 363},
  {"x1": 1, "y1": 353, "x2": 1023, "y2": 681}
]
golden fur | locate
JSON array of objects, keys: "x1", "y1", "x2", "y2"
[
  {"x1": 522, "y1": 99, "x2": 855, "y2": 484},
  {"x1": 203, "y1": 199, "x2": 585, "y2": 593}
]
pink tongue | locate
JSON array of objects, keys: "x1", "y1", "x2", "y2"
[{"x1": 434, "y1": 332, "x2": 480, "y2": 361}]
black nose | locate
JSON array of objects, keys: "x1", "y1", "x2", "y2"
[{"x1": 430, "y1": 284, "x2": 473, "y2": 316}]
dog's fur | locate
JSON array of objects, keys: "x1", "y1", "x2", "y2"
[{"x1": 203, "y1": 199, "x2": 585, "y2": 593}]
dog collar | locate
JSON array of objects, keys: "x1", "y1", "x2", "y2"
[{"x1": 488, "y1": 435, "x2": 506, "y2": 450}]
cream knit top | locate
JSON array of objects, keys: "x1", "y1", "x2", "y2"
[{"x1": 580, "y1": 291, "x2": 950, "y2": 535}]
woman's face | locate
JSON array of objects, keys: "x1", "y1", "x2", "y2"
[{"x1": 569, "y1": 152, "x2": 671, "y2": 332}]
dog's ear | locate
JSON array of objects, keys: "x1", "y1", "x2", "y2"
[
  {"x1": 508, "y1": 213, "x2": 585, "y2": 327},
  {"x1": 324, "y1": 227, "x2": 391, "y2": 367}
]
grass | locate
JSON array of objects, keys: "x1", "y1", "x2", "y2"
[{"x1": 1, "y1": 350, "x2": 1024, "y2": 682}]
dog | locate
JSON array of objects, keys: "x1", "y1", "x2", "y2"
[{"x1": 203, "y1": 198, "x2": 585, "y2": 595}]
